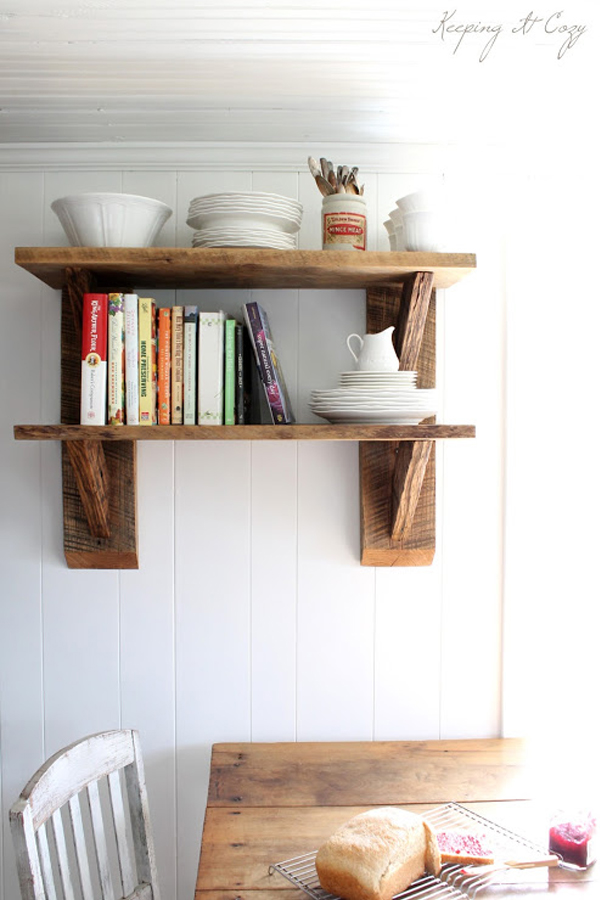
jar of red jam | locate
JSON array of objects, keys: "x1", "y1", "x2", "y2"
[{"x1": 549, "y1": 808, "x2": 597, "y2": 869}]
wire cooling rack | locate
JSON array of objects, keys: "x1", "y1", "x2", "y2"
[{"x1": 270, "y1": 802, "x2": 551, "y2": 900}]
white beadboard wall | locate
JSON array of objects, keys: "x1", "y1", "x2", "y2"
[{"x1": 0, "y1": 141, "x2": 513, "y2": 900}]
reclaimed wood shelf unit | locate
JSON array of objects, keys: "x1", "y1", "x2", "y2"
[{"x1": 14, "y1": 247, "x2": 476, "y2": 570}]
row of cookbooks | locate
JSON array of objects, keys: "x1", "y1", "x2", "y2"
[{"x1": 80, "y1": 292, "x2": 295, "y2": 426}]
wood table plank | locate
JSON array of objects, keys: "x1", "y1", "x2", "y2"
[
  {"x1": 207, "y1": 739, "x2": 531, "y2": 807},
  {"x1": 196, "y1": 803, "x2": 596, "y2": 896}
]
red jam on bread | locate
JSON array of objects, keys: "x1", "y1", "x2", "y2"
[{"x1": 436, "y1": 831, "x2": 495, "y2": 865}]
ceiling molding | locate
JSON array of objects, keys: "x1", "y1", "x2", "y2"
[{"x1": 0, "y1": 141, "x2": 505, "y2": 173}]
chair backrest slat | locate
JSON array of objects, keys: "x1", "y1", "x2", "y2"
[
  {"x1": 68, "y1": 793, "x2": 96, "y2": 900},
  {"x1": 36, "y1": 823, "x2": 58, "y2": 900},
  {"x1": 51, "y1": 808, "x2": 76, "y2": 900},
  {"x1": 87, "y1": 780, "x2": 116, "y2": 900},
  {"x1": 108, "y1": 770, "x2": 135, "y2": 897},
  {"x1": 10, "y1": 731, "x2": 159, "y2": 900},
  {"x1": 123, "y1": 733, "x2": 159, "y2": 896},
  {"x1": 11, "y1": 803, "x2": 46, "y2": 900}
]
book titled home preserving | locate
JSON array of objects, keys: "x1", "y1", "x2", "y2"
[
  {"x1": 197, "y1": 310, "x2": 226, "y2": 424},
  {"x1": 183, "y1": 305, "x2": 198, "y2": 424},
  {"x1": 138, "y1": 297, "x2": 155, "y2": 425},
  {"x1": 107, "y1": 293, "x2": 125, "y2": 425},
  {"x1": 123, "y1": 293, "x2": 140, "y2": 425},
  {"x1": 80, "y1": 292, "x2": 108, "y2": 425},
  {"x1": 242, "y1": 302, "x2": 295, "y2": 424}
]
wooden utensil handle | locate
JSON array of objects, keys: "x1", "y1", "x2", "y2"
[{"x1": 505, "y1": 854, "x2": 560, "y2": 869}]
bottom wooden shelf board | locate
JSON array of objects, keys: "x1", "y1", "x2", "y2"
[{"x1": 14, "y1": 423, "x2": 475, "y2": 442}]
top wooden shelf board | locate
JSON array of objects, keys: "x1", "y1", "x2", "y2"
[{"x1": 15, "y1": 247, "x2": 476, "y2": 291}]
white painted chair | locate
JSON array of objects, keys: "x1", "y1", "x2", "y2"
[{"x1": 9, "y1": 730, "x2": 160, "y2": 900}]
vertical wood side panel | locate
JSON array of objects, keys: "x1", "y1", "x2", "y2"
[{"x1": 360, "y1": 287, "x2": 436, "y2": 566}]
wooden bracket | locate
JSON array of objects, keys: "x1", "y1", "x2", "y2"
[
  {"x1": 391, "y1": 440, "x2": 434, "y2": 541},
  {"x1": 65, "y1": 441, "x2": 111, "y2": 538},
  {"x1": 360, "y1": 273, "x2": 436, "y2": 566},
  {"x1": 61, "y1": 270, "x2": 139, "y2": 569}
]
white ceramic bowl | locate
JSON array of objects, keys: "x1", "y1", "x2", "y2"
[
  {"x1": 386, "y1": 210, "x2": 405, "y2": 251},
  {"x1": 51, "y1": 192, "x2": 173, "y2": 247},
  {"x1": 395, "y1": 189, "x2": 442, "y2": 215},
  {"x1": 402, "y1": 210, "x2": 446, "y2": 252}
]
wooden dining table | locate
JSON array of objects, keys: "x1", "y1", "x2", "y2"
[{"x1": 195, "y1": 739, "x2": 598, "y2": 900}]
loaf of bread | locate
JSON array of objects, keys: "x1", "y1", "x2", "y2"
[{"x1": 315, "y1": 807, "x2": 441, "y2": 900}]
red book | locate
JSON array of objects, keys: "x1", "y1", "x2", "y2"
[
  {"x1": 80, "y1": 292, "x2": 108, "y2": 424},
  {"x1": 157, "y1": 307, "x2": 171, "y2": 424}
]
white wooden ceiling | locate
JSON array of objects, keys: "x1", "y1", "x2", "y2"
[{"x1": 0, "y1": 0, "x2": 596, "y2": 145}]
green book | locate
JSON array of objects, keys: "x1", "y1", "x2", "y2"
[{"x1": 224, "y1": 317, "x2": 237, "y2": 425}]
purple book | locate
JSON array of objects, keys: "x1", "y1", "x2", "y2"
[{"x1": 242, "y1": 302, "x2": 295, "y2": 425}]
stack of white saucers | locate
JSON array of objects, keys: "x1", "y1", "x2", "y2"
[
  {"x1": 187, "y1": 191, "x2": 303, "y2": 248},
  {"x1": 309, "y1": 371, "x2": 437, "y2": 425},
  {"x1": 191, "y1": 226, "x2": 296, "y2": 249}
]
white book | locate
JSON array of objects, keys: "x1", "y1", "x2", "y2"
[
  {"x1": 197, "y1": 310, "x2": 225, "y2": 425},
  {"x1": 183, "y1": 305, "x2": 198, "y2": 424},
  {"x1": 124, "y1": 293, "x2": 140, "y2": 425}
]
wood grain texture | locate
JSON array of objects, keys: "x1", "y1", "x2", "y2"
[
  {"x1": 62, "y1": 441, "x2": 138, "y2": 569},
  {"x1": 391, "y1": 440, "x2": 434, "y2": 541},
  {"x1": 360, "y1": 288, "x2": 437, "y2": 566},
  {"x1": 15, "y1": 248, "x2": 476, "y2": 291},
  {"x1": 207, "y1": 739, "x2": 529, "y2": 808},
  {"x1": 396, "y1": 271, "x2": 435, "y2": 370},
  {"x1": 64, "y1": 441, "x2": 110, "y2": 538},
  {"x1": 15, "y1": 423, "x2": 475, "y2": 442},
  {"x1": 61, "y1": 268, "x2": 94, "y2": 425}
]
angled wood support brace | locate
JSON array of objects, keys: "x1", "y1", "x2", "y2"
[
  {"x1": 61, "y1": 268, "x2": 139, "y2": 568},
  {"x1": 360, "y1": 272, "x2": 437, "y2": 566}
]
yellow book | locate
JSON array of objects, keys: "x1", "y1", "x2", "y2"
[{"x1": 138, "y1": 297, "x2": 156, "y2": 425}]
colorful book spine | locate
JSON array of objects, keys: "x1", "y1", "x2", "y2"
[
  {"x1": 138, "y1": 297, "x2": 154, "y2": 425},
  {"x1": 107, "y1": 292, "x2": 125, "y2": 425},
  {"x1": 243, "y1": 302, "x2": 295, "y2": 424},
  {"x1": 224, "y1": 317, "x2": 237, "y2": 425},
  {"x1": 234, "y1": 323, "x2": 246, "y2": 424},
  {"x1": 124, "y1": 293, "x2": 139, "y2": 425},
  {"x1": 80, "y1": 292, "x2": 108, "y2": 425},
  {"x1": 183, "y1": 305, "x2": 198, "y2": 424},
  {"x1": 151, "y1": 302, "x2": 158, "y2": 424},
  {"x1": 157, "y1": 307, "x2": 171, "y2": 425},
  {"x1": 197, "y1": 310, "x2": 225, "y2": 425},
  {"x1": 171, "y1": 305, "x2": 184, "y2": 425}
]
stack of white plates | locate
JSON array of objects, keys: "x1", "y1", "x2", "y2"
[
  {"x1": 309, "y1": 370, "x2": 437, "y2": 425},
  {"x1": 187, "y1": 192, "x2": 303, "y2": 248},
  {"x1": 191, "y1": 226, "x2": 296, "y2": 249}
]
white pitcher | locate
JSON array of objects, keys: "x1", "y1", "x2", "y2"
[{"x1": 346, "y1": 326, "x2": 399, "y2": 371}]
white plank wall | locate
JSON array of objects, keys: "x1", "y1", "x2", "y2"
[{"x1": 0, "y1": 147, "x2": 505, "y2": 900}]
